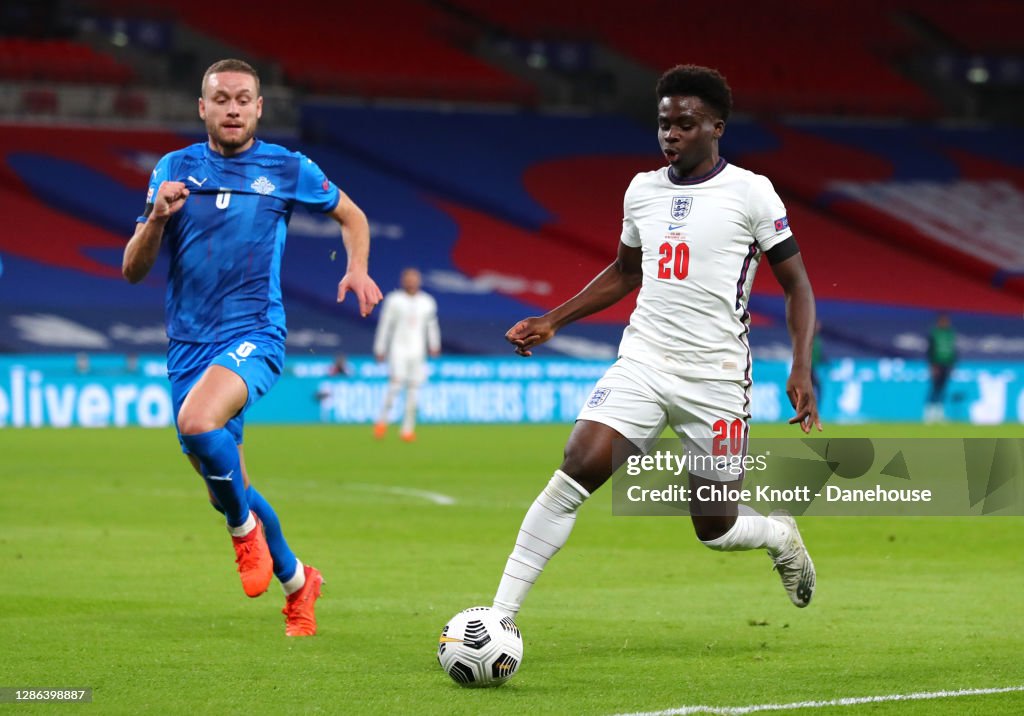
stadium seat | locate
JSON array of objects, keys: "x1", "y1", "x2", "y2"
[
  {"x1": 449, "y1": 0, "x2": 940, "y2": 118},
  {"x1": 172, "y1": 0, "x2": 535, "y2": 104},
  {"x1": 1, "y1": 112, "x2": 1021, "y2": 358},
  {"x1": 0, "y1": 38, "x2": 133, "y2": 85}
]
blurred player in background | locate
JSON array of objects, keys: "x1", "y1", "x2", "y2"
[
  {"x1": 373, "y1": 268, "x2": 441, "y2": 441},
  {"x1": 122, "y1": 58, "x2": 382, "y2": 635},
  {"x1": 493, "y1": 65, "x2": 820, "y2": 622},
  {"x1": 925, "y1": 313, "x2": 957, "y2": 423}
]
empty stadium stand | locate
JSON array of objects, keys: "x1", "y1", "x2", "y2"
[
  {"x1": 0, "y1": 38, "x2": 133, "y2": 84},
  {"x1": 1, "y1": 0, "x2": 1020, "y2": 359},
  {"x1": 739, "y1": 121, "x2": 1024, "y2": 285},
  {"x1": 449, "y1": 0, "x2": 940, "y2": 117},
  {"x1": 171, "y1": 0, "x2": 535, "y2": 103},
  {"x1": 2, "y1": 107, "x2": 1021, "y2": 360},
  {"x1": 906, "y1": 0, "x2": 1024, "y2": 53}
]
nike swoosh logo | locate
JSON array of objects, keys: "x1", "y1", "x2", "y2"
[
  {"x1": 187, "y1": 176, "x2": 208, "y2": 187},
  {"x1": 438, "y1": 636, "x2": 464, "y2": 643},
  {"x1": 207, "y1": 470, "x2": 234, "y2": 481},
  {"x1": 668, "y1": 224, "x2": 685, "y2": 231}
]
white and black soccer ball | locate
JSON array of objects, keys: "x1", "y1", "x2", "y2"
[{"x1": 437, "y1": 606, "x2": 523, "y2": 687}]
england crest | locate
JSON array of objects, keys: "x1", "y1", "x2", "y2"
[
  {"x1": 670, "y1": 196, "x2": 692, "y2": 221},
  {"x1": 587, "y1": 387, "x2": 611, "y2": 408}
]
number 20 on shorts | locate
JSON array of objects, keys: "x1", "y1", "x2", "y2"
[
  {"x1": 712, "y1": 418, "x2": 745, "y2": 457},
  {"x1": 657, "y1": 241, "x2": 689, "y2": 280}
]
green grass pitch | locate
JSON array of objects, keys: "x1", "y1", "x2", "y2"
[{"x1": 1, "y1": 423, "x2": 1021, "y2": 715}]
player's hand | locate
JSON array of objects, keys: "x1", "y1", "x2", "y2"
[
  {"x1": 786, "y1": 370, "x2": 822, "y2": 434},
  {"x1": 374, "y1": 353, "x2": 385, "y2": 363},
  {"x1": 506, "y1": 316, "x2": 555, "y2": 357},
  {"x1": 150, "y1": 181, "x2": 189, "y2": 220},
  {"x1": 337, "y1": 271, "x2": 383, "y2": 317}
]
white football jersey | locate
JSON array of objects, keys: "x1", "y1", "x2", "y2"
[
  {"x1": 618, "y1": 159, "x2": 792, "y2": 381},
  {"x1": 373, "y1": 290, "x2": 441, "y2": 359}
]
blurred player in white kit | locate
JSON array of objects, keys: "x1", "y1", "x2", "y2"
[{"x1": 373, "y1": 268, "x2": 441, "y2": 441}]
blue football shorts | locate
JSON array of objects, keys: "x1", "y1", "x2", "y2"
[{"x1": 167, "y1": 326, "x2": 286, "y2": 453}]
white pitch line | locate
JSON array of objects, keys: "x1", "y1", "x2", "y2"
[
  {"x1": 611, "y1": 685, "x2": 1024, "y2": 716},
  {"x1": 347, "y1": 483, "x2": 457, "y2": 506},
  {"x1": 384, "y1": 486, "x2": 457, "y2": 505}
]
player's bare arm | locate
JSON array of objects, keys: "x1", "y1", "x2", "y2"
[
  {"x1": 770, "y1": 251, "x2": 821, "y2": 433},
  {"x1": 330, "y1": 188, "x2": 383, "y2": 317},
  {"x1": 122, "y1": 180, "x2": 190, "y2": 283},
  {"x1": 506, "y1": 242, "x2": 642, "y2": 356}
]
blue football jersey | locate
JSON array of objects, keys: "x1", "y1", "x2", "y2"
[{"x1": 137, "y1": 139, "x2": 340, "y2": 343}]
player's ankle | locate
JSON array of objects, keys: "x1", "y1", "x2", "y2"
[
  {"x1": 228, "y1": 511, "x2": 256, "y2": 537},
  {"x1": 282, "y1": 560, "x2": 306, "y2": 595}
]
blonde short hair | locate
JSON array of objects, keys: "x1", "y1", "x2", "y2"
[{"x1": 201, "y1": 59, "x2": 261, "y2": 97}]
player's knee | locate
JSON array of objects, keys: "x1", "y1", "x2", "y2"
[
  {"x1": 176, "y1": 407, "x2": 221, "y2": 436},
  {"x1": 558, "y1": 451, "x2": 585, "y2": 482},
  {"x1": 561, "y1": 442, "x2": 614, "y2": 493},
  {"x1": 692, "y1": 514, "x2": 737, "y2": 543},
  {"x1": 559, "y1": 449, "x2": 607, "y2": 493}
]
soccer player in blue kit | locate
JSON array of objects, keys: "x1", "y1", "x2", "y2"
[{"x1": 123, "y1": 59, "x2": 383, "y2": 636}]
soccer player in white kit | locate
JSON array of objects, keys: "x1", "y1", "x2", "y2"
[
  {"x1": 373, "y1": 268, "x2": 441, "y2": 441},
  {"x1": 492, "y1": 65, "x2": 821, "y2": 623}
]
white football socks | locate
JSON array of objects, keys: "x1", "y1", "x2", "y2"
[
  {"x1": 700, "y1": 504, "x2": 789, "y2": 555},
  {"x1": 493, "y1": 470, "x2": 590, "y2": 619},
  {"x1": 227, "y1": 511, "x2": 256, "y2": 538},
  {"x1": 401, "y1": 385, "x2": 419, "y2": 434},
  {"x1": 378, "y1": 381, "x2": 401, "y2": 424},
  {"x1": 282, "y1": 559, "x2": 306, "y2": 596}
]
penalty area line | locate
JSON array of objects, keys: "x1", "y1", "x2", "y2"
[{"x1": 611, "y1": 685, "x2": 1024, "y2": 716}]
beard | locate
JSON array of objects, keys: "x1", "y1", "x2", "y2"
[{"x1": 208, "y1": 121, "x2": 255, "y2": 150}]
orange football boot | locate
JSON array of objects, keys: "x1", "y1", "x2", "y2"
[
  {"x1": 283, "y1": 565, "x2": 324, "y2": 636},
  {"x1": 231, "y1": 515, "x2": 273, "y2": 598}
]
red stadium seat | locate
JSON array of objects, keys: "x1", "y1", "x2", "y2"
[
  {"x1": 20, "y1": 88, "x2": 58, "y2": 114},
  {"x1": 907, "y1": 0, "x2": 1024, "y2": 53},
  {"x1": 173, "y1": 0, "x2": 535, "y2": 104},
  {"x1": 0, "y1": 38, "x2": 134, "y2": 85},
  {"x1": 448, "y1": 0, "x2": 940, "y2": 118}
]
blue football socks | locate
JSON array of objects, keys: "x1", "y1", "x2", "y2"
[
  {"x1": 205, "y1": 484, "x2": 300, "y2": 584},
  {"x1": 182, "y1": 428, "x2": 249, "y2": 527},
  {"x1": 246, "y1": 486, "x2": 299, "y2": 583}
]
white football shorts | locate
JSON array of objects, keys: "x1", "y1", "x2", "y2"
[
  {"x1": 576, "y1": 356, "x2": 751, "y2": 481},
  {"x1": 388, "y1": 353, "x2": 428, "y2": 385}
]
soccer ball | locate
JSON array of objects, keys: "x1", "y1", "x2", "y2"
[{"x1": 437, "y1": 606, "x2": 523, "y2": 687}]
